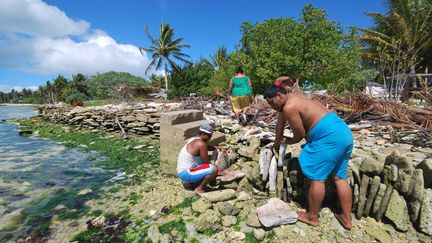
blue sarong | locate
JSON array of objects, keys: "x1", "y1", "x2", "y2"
[{"x1": 299, "y1": 113, "x2": 353, "y2": 181}]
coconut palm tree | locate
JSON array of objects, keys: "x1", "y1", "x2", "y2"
[
  {"x1": 205, "y1": 46, "x2": 230, "y2": 72},
  {"x1": 139, "y1": 24, "x2": 191, "y2": 99},
  {"x1": 361, "y1": 0, "x2": 432, "y2": 75}
]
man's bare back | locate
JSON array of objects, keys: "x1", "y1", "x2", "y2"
[{"x1": 282, "y1": 94, "x2": 330, "y2": 142}]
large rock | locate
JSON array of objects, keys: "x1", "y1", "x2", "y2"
[
  {"x1": 407, "y1": 169, "x2": 424, "y2": 222},
  {"x1": 384, "y1": 189, "x2": 411, "y2": 232},
  {"x1": 201, "y1": 189, "x2": 236, "y2": 203},
  {"x1": 360, "y1": 156, "x2": 385, "y2": 175},
  {"x1": 246, "y1": 208, "x2": 261, "y2": 227},
  {"x1": 160, "y1": 110, "x2": 203, "y2": 125},
  {"x1": 356, "y1": 175, "x2": 370, "y2": 219},
  {"x1": 193, "y1": 209, "x2": 221, "y2": 232},
  {"x1": 214, "y1": 201, "x2": 240, "y2": 216},
  {"x1": 364, "y1": 176, "x2": 381, "y2": 217},
  {"x1": 372, "y1": 183, "x2": 387, "y2": 216},
  {"x1": 376, "y1": 185, "x2": 393, "y2": 221},
  {"x1": 419, "y1": 188, "x2": 432, "y2": 236},
  {"x1": 416, "y1": 158, "x2": 432, "y2": 188},
  {"x1": 191, "y1": 198, "x2": 212, "y2": 213},
  {"x1": 365, "y1": 228, "x2": 392, "y2": 243},
  {"x1": 238, "y1": 137, "x2": 261, "y2": 159},
  {"x1": 256, "y1": 198, "x2": 297, "y2": 227},
  {"x1": 385, "y1": 151, "x2": 414, "y2": 195}
]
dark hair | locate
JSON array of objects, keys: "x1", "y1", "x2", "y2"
[
  {"x1": 236, "y1": 66, "x2": 243, "y2": 74},
  {"x1": 263, "y1": 85, "x2": 287, "y2": 99}
]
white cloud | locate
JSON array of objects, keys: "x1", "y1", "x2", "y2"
[{"x1": 0, "y1": 0, "x2": 152, "y2": 78}]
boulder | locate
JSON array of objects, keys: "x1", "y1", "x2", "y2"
[
  {"x1": 407, "y1": 169, "x2": 424, "y2": 222},
  {"x1": 193, "y1": 209, "x2": 221, "y2": 232},
  {"x1": 191, "y1": 198, "x2": 212, "y2": 213},
  {"x1": 214, "y1": 202, "x2": 240, "y2": 216},
  {"x1": 364, "y1": 176, "x2": 381, "y2": 217},
  {"x1": 419, "y1": 188, "x2": 432, "y2": 236},
  {"x1": 416, "y1": 159, "x2": 432, "y2": 188},
  {"x1": 385, "y1": 151, "x2": 414, "y2": 195},
  {"x1": 201, "y1": 189, "x2": 236, "y2": 203},
  {"x1": 384, "y1": 189, "x2": 411, "y2": 232},
  {"x1": 360, "y1": 157, "x2": 385, "y2": 175},
  {"x1": 256, "y1": 198, "x2": 297, "y2": 227}
]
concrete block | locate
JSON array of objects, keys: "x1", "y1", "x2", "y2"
[{"x1": 160, "y1": 110, "x2": 203, "y2": 125}]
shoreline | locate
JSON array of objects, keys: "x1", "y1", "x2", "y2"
[{"x1": 0, "y1": 103, "x2": 35, "y2": 106}]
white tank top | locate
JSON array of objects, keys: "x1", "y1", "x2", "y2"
[{"x1": 177, "y1": 137, "x2": 203, "y2": 173}]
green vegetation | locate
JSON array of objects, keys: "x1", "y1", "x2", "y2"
[
  {"x1": 18, "y1": 118, "x2": 159, "y2": 176},
  {"x1": 159, "y1": 219, "x2": 187, "y2": 238}
]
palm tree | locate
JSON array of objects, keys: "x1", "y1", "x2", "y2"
[
  {"x1": 205, "y1": 46, "x2": 230, "y2": 72},
  {"x1": 139, "y1": 24, "x2": 192, "y2": 99},
  {"x1": 361, "y1": 0, "x2": 432, "y2": 94}
]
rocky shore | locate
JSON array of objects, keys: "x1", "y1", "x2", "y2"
[{"x1": 11, "y1": 104, "x2": 432, "y2": 242}]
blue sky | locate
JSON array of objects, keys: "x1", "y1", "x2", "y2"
[{"x1": 0, "y1": 0, "x2": 386, "y2": 92}]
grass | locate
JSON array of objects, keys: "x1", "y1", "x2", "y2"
[
  {"x1": 159, "y1": 219, "x2": 187, "y2": 238},
  {"x1": 169, "y1": 197, "x2": 196, "y2": 216}
]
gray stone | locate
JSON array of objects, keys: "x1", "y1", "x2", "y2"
[
  {"x1": 376, "y1": 185, "x2": 393, "y2": 221},
  {"x1": 416, "y1": 158, "x2": 432, "y2": 188},
  {"x1": 214, "y1": 201, "x2": 240, "y2": 216},
  {"x1": 385, "y1": 151, "x2": 414, "y2": 195},
  {"x1": 253, "y1": 228, "x2": 267, "y2": 241},
  {"x1": 419, "y1": 188, "x2": 432, "y2": 236},
  {"x1": 229, "y1": 231, "x2": 246, "y2": 241},
  {"x1": 193, "y1": 209, "x2": 221, "y2": 232},
  {"x1": 365, "y1": 228, "x2": 392, "y2": 243},
  {"x1": 256, "y1": 198, "x2": 298, "y2": 227},
  {"x1": 356, "y1": 175, "x2": 370, "y2": 219},
  {"x1": 353, "y1": 183, "x2": 359, "y2": 210},
  {"x1": 201, "y1": 189, "x2": 236, "y2": 203},
  {"x1": 407, "y1": 169, "x2": 424, "y2": 222},
  {"x1": 247, "y1": 208, "x2": 261, "y2": 227},
  {"x1": 384, "y1": 189, "x2": 411, "y2": 232},
  {"x1": 238, "y1": 137, "x2": 261, "y2": 159},
  {"x1": 360, "y1": 157, "x2": 385, "y2": 175},
  {"x1": 372, "y1": 183, "x2": 387, "y2": 216},
  {"x1": 364, "y1": 176, "x2": 381, "y2": 217},
  {"x1": 191, "y1": 198, "x2": 212, "y2": 213},
  {"x1": 221, "y1": 215, "x2": 237, "y2": 227},
  {"x1": 237, "y1": 191, "x2": 252, "y2": 201}
]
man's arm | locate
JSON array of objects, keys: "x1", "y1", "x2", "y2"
[
  {"x1": 199, "y1": 141, "x2": 212, "y2": 164},
  {"x1": 282, "y1": 104, "x2": 306, "y2": 144},
  {"x1": 274, "y1": 113, "x2": 285, "y2": 152}
]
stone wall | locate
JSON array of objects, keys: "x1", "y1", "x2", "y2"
[{"x1": 36, "y1": 105, "x2": 160, "y2": 139}]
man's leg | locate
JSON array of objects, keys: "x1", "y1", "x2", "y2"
[
  {"x1": 195, "y1": 166, "x2": 218, "y2": 195},
  {"x1": 333, "y1": 176, "x2": 353, "y2": 230},
  {"x1": 297, "y1": 180, "x2": 325, "y2": 226}
]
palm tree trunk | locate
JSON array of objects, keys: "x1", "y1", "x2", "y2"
[{"x1": 164, "y1": 60, "x2": 169, "y2": 101}]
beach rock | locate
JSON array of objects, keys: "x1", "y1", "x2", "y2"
[
  {"x1": 372, "y1": 183, "x2": 387, "y2": 216},
  {"x1": 356, "y1": 175, "x2": 370, "y2": 219},
  {"x1": 407, "y1": 169, "x2": 424, "y2": 222},
  {"x1": 191, "y1": 198, "x2": 212, "y2": 213},
  {"x1": 418, "y1": 188, "x2": 432, "y2": 236},
  {"x1": 253, "y1": 228, "x2": 267, "y2": 241},
  {"x1": 365, "y1": 228, "x2": 392, "y2": 243},
  {"x1": 376, "y1": 185, "x2": 393, "y2": 221},
  {"x1": 214, "y1": 202, "x2": 240, "y2": 216},
  {"x1": 384, "y1": 189, "x2": 411, "y2": 232},
  {"x1": 238, "y1": 137, "x2": 260, "y2": 159},
  {"x1": 385, "y1": 151, "x2": 414, "y2": 195},
  {"x1": 259, "y1": 148, "x2": 272, "y2": 181},
  {"x1": 360, "y1": 156, "x2": 384, "y2": 175},
  {"x1": 269, "y1": 156, "x2": 277, "y2": 192},
  {"x1": 364, "y1": 176, "x2": 381, "y2": 217},
  {"x1": 194, "y1": 209, "x2": 221, "y2": 232},
  {"x1": 256, "y1": 198, "x2": 297, "y2": 227},
  {"x1": 221, "y1": 215, "x2": 237, "y2": 227},
  {"x1": 237, "y1": 191, "x2": 251, "y2": 201},
  {"x1": 416, "y1": 158, "x2": 432, "y2": 188},
  {"x1": 229, "y1": 231, "x2": 245, "y2": 241},
  {"x1": 201, "y1": 189, "x2": 236, "y2": 203},
  {"x1": 246, "y1": 208, "x2": 261, "y2": 227}
]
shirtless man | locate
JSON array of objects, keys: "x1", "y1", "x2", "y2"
[
  {"x1": 263, "y1": 84, "x2": 354, "y2": 230},
  {"x1": 177, "y1": 124, "x2": 223, "y2": 195}
]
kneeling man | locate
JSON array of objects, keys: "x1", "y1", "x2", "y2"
[{"x1": 177, "y1": 124, "x2": 220, "y2": 195}]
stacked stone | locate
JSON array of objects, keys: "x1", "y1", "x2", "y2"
[
  {"x1": 350, "y1": 151, "x2": 432, "y2": 235},
  {"x1": 36, "y1": 105, "x2": 161, "y2": 139}
]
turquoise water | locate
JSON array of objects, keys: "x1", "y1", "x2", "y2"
[{"x1": 0, "y1": 105, "x2": 108, "y2": 241}]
